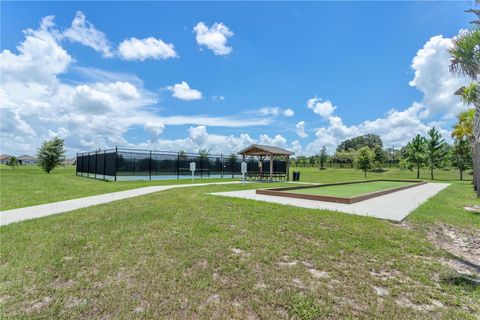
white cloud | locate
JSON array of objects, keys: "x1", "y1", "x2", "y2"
[
  {"x1": 193, "y1": 22, "x2": 233, "y2": 55},
  {"x1": 283, "y1": 108, "x2": 294, "y2": 117},
  {"x1": 291, "y1": 140, "x2": 302, "y2": 154},
  {"x1": 212, "y1": 95, "x2": 225, "y2": 102},
  {"x1": 303, "y1": 32, "x2": 468, "y2": 155},
  {"x1": 307, "y1": 97, "x2": 337, "y2": 118},
  {"x1": 0, "y1": 15, "x2": 277, "y2": 157},
  {"x1": 259, "y1": 106, "x2": 280, "y2": 116},
  {"x1": 295, "y1": 121, "x2": 308, "y2": 138},
  {"x1": 63, "y1": 11, "x2": 113, "y2": 58},
  {"x1": 144, "y1": 122, "x2": 165, "y2": 143},
  {"x1": 158, "y1": 115, "x2": 271, "y2": 127},
  {"x1": 118, "y1": 37, "x2": 178, "y2": 61},
  {"x1": 305, "y1": 102, "x2": 451, "y2": 154},
  {"x1": 189, "y1": 125, "x2": 208, "y2": 146},
  {"x1": 166, "y1": 81, "x2": 202, "y2": 100},
  {"x1": 0, "y1": 16, "x2": 71, "y2": 85},
  {"x1": 258, "y1": 134, "x2": 287, "y2": 148},
  {"x1": 258, "y1": 106, "x2": 294, "y2": 117},
  {"x1": 409, "y1": 34, "x2": 468, "y2": 119}
]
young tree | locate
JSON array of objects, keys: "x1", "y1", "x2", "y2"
[
  {"x1": 425, "y1": 127, "x2": 447, "y2": 180},
  {"x1": 373, "y1": 145, "x2": 386, "y2": 171},
  {"x1": 6, "y1": 156, "x2": 19, "y2": 169},
  {"x1": 452, "y1": 139, "x2": 473, "y2": 181},
  {"x1": 355, "y1": 146, "x2": 375, "y2": 178},
  {"x1": 319, "y1": 146, "x2": 328, "y2": 170},
  {"x1": 37, "y1": 137, "x2": 66, "y2": 173},
  {"x1": 405, "y1": 134, "x2": 427, "y2": 179}
]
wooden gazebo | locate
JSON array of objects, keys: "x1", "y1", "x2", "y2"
[{"x1": 237, "y1": 144, "x2": 294, "y2": 181}]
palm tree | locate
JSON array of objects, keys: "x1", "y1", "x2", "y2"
[
  {"x1": 452, "y1": 109, "x2": 474, "y2": 141},
  {"x1": 449, "y1": 29, "x2": 480, "y2": 80},
  {"x1": 198, "y1": 149, "x2": 210, "y2": 157},
  {"x1": 449, "y1": 3, "x2": 480, "y2": 195},
  {"x1": 405, "y1": 134, "x2": 427, "y2": 179},
  {"x1": 178, "y1": 150, "x2": 188, "y2": 160}
]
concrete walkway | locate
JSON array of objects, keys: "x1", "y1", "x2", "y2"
[
  {"x1": 0, "y1": 181, "x2": 243, "y2": 226},
  {"x1": 211, "y1": 183, "x2": 449, "y2": 221}
]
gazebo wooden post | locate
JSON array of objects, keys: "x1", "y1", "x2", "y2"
[
  {"x1": 269, "y1": 154, "x2": 273, "y2": 182},
  {"x1": 285, "y1": 155, "x2": 290, "y2": 182}
]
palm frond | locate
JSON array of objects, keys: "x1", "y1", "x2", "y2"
[{"x1": 449, "y1": 29, "x2": 480, "y2": 79}]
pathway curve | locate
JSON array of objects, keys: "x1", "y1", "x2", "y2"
[{"x1": 0, "y1": 181, "x2": 243, "y2": 226}]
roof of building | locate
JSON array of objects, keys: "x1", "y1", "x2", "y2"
[
  {"x1": 17, "y1": 155, "x2": 37, "y2": 160},
  {"x1": 237, "y1": 144, "x2": 294, "y2": 156},
  {"x1": 0, "y1": 154, "x2": 10, "y2": 160}
]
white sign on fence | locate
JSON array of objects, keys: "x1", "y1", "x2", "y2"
[
  {"x1": 190, "y1": 162, "x2": 196, "y2": 181},
  {"x1": 241, "y1": 161, "x2": 247, "y2": 185},
  {"x1": 241, "y1": 161, "x2": 247, "y2": 174}
]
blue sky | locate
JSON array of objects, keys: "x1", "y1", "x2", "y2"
[{"x1": 0, "y1": 1, "x2": 471, "y2": 156}]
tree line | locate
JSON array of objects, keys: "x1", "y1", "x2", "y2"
[{"x1": 292, "y1": 124, "x2": 473, "y2": 181}]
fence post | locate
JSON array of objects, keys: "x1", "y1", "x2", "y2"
[
  {"x1": 149, "y1": 150, "x2": 152, "y2": 181},
  {"x1": 221, "y1": 154, "x2": 224, "y2": 179},
  {"x1": 177, "y1": 153, "x2": 180, "y2": 179},
  {"x1": 87, "y1": 153, "x2": 90, "y2": 178},
  {"x1": 103, "y1": 150, "x2": 107, "y2": 180},
  {"x1": 114, "y1": 147, "x2": 118, "y2": 182},
  {"x1": 94, "y1": 150, "x2": 97, "y2": 179},
  {"x1": 76, "y1": 152, "x2": 78, "y2": 176}
]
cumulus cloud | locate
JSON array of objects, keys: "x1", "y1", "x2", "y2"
[
  {"x1": 0, "y1": 16, "x2": 71, "y2": 85},
  {"x1": 166, "y1": 81, "x2": 203, "y2": 100},
  {"x1": 258, "y1": 134, "x2": 287, "y2": 148},
  {"x1": 0, "y1": 16, "x2": 272, "y2": 156},
  {"x1": 291, "y1": 140, "x2": 302, "y2": 154},
  {"x1": 63, "y1": 11, "x2": 113, "y2": 58},
  {"x1": 307, "y1": 97, "x2": 337, "y2": 118},
  {"x1": 193, "y1": 22, "x2": 233, "y2": 55},
  {"x1": 408, "y1": 34, "x2": 468, "y2": 119},
  {"x1": 296, "y1": 121, "x2": 308, "y2": 138},
  {"x1": 302, "y1": 32, "x2": 469, "y2": 155},
  {"x1": 145, "y1": 121, "x2": 165, "y2": 143},
  {"x1": 118, "y1": 37, "x2": 178, "y2": 61},
  {"x1": 283, "y1": 108, "x2": 294, "y2": 117},
  {"x1": 189, "y1": 125, "x2": 208, "y2": 146}
]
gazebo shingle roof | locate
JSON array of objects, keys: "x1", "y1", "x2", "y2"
[{"x1": 237, "y1": 144, "x2": 294, "y2": 156}]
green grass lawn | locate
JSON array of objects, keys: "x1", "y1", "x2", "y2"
[
  {"x1": 1, "y1": 166, "x2": 479, "y2": 319},
  {"x1": 0, "y1": 166, "x2": 235, "y2": 210},
  {"x1": 288, "y1": 180, "x2": 416, "y2": 198}
]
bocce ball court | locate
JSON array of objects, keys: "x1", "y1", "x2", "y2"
[{"x1": 256, "y1": 179, "x2": 427, "y2": 204}]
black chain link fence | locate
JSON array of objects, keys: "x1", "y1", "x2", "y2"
[{"x1": 76, "y1": 147, "x2": 287, "y2": 181}]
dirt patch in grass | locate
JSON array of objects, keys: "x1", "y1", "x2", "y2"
[{"x1": 427, "y1": 223, "x2": 480, "y2": 275}]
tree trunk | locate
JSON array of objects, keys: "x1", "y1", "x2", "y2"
[
  {"x1": 430, "y1": 166, "x2": 434, "y2": 180},
  {"x1": 416, "y1": 166, "x2": 420, "y2": 179},
  {"x1": 460, "y1": 169, "x2": 463, "y2": 181},
  {"x1": 474, "y1": 103, "x2": 480, "y2": 197},
  {"x1": 364, "y1": 170, "x2": 367, "y2": 178}
]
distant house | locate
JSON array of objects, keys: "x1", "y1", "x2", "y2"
[
  {"x1": 0, "y1": 154, "x2": 10, "y2": 165},
  {"x1": 64, "y1": 157, "x2": 76, "y2": 165},
  {"x1": 17, "y1": 155, "x2": 38, "y2": 165}
]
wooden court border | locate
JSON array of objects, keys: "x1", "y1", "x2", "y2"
[{"x1": 256, "y1": 179, "x2": 427, "y2": 204}]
